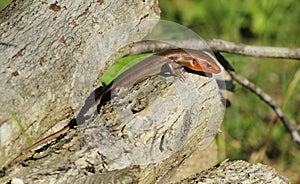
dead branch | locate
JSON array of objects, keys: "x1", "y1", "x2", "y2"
[
  {"x1": 128, "y1": 39, "x2": 300, "y2": 60},
  {"x1": 215, "y1": 53, "x2": 300, "y2": 145}
]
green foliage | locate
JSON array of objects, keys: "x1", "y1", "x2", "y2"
[
  {"x1": 11, "y1": 112, "x2": 33, "y2": 145},
  {"x1": 100, "y1": 54, "x2": 152, "y2": 86},
  {"x1": 159, "y1": 0, "x2": 300, "y2": 45},
  {"x1": 0, "y1": 0, "x2": 13, "y2": 11}
]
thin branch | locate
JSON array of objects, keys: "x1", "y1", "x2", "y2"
[
  {"x1": 128, "y1": 39, "x2": 300, "y2": 60},
  {"x1": 215, "y1": 52, "x2": 300, "y2": 145},
  {"x1": 207, "y1": 39, "x2": 300, "y2": 59}
]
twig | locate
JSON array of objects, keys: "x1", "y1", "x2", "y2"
[
  {"x1": 128, "y1": 39, "x2": 300, "y2": 60},
  {"x1": 215, "y1": 52, "x2": 300, "y2": 145},
  {"x1": 207, "y1": 39, "x2": 300, "y2": 59}
]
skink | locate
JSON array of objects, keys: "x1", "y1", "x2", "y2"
[{"x1": 16, "y1": 48, "x2": 221, "y2": 159}]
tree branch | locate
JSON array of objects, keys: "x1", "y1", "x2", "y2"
[
  {"x1": 215, "y1": 53, "x2": 300, "y2": 145},
  {"x1": 128, "y1": 39, "x2": 300, "y2": 59}
]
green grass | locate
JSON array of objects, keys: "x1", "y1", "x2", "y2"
[{"x1": 11, "y1": 112, "x2": 33, "y2": 145}]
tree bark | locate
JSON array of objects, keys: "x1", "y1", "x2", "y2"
[
  {"x1": 0, "y1": 0, "x2": 160, "y2": 168},
  {"x1": 176, "y1": 160, "x2": 289, "y2": 184},
  {"x1": 1, "y1": 70, "x2": 223, "y2": 183}
]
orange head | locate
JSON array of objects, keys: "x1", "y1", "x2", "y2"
[{"x1": 174, "y1": 50, "x2": 221, "y2": 74}]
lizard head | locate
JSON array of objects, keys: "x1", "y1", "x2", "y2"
[{"x1": 174, "y1": 50, "x2": 221, "y2": 74}]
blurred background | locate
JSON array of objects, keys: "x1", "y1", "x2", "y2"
[{"x1": 159, "y1": 0, "x2": 300, "y2": 183}]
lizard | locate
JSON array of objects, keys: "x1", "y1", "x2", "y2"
[{"x1": 16, "y1": 48, "x2": 221, "y2": 159}]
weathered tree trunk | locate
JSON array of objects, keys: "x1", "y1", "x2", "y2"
[{"x1": 0, "y1": 0, "x2": 159, "y2": 167}]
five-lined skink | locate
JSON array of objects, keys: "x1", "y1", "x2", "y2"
[{"x1": 16, "y1": 48, "x2": 221, "y2": 159}]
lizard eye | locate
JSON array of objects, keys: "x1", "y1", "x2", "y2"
[
  {"x1": 192, "y1": 59, "x2": 197, "y2": 66},
  {"x1": 205, "y1": 62, "x2": 213, "y2": 69}
]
